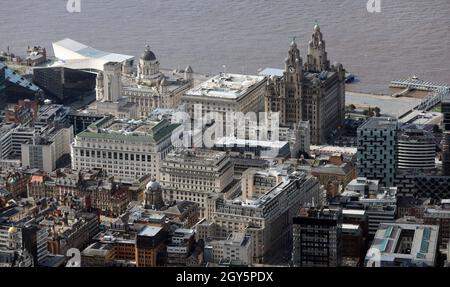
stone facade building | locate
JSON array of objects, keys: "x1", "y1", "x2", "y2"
[{"x1": 265, "y1": 25, "x2": 346, "y2": 144}]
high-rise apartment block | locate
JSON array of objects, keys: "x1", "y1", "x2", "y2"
[{"x1": 357, "y1": 117, "x2": 398, "y2": 187}]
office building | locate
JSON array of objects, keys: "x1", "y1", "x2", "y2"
[
  {"x1": 204, "y1": 233, "x2": 253, "y2": 266},
  {"x1": 181, "y1": 73, "x2": 267, "y2": 123},
  {"x1": 135, "y1": 226, "x2": 167, "y2": 267},
  {"x1": 0, "y1": 63, "x2": 43, "y2": 103},
  {"x1": 160, "y1": 149, "x2": 239, "y2": 219},
  {"x1": 0, "y1": 123, "x2": 16, "y2": 159},
  {"x1": 331, "y1": 177, "x2": 398, "y2": 237},
  {"x1": 264, "y1": 25, "x2": 346, "y2": 144},
  {"x1": 213, "y1": 137, "x2": 291, "y2": 159},
  {"x1": 197, "y1": 168, "x2": 322, "y2": 263},
  {"x1": 292, "y1": 207, "x2": 343, "y2": 267},
  {"x1": 21, "y1": 125, "x2": 74, "y2": 172},
  {"x1": 166, "y1": 228, "x2": 195, "y2": 266},
  {"x1": 68, "y1": 111, "x2": 106, "y2": 135},
  {"x1": 395, "y1": 174, "x2": 450, "y2": 200},
  {"x1": 397, "y1": 128, "x2": 436, "y2": 171},
  {"x1": 71, "y1": 116, "x2": 178, "y2": 181},
  {"x1": 442, "y1": 93, "x2": 450, "y2": 176},
  {"x1": 21, "y1": 224, "x2": 49, "y2": 266},
  {"x1": 357, "y1": 117, "x2": 398, "y2": 187},
  {"x1": 423, "y1": 199, "x2": 450, "y2": 249},
  {"x1": 365, "y1": 222, "x2": 439, "y2": 267}
]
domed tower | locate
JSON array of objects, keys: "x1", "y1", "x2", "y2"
[
  {"x1": 306, "y1": 24, "x2": 330, "y2": 73},
  {"x1": 137, "y1": 45, "x2": 160, "y2": 80},
  {"x1": 143, "y1": 179, "x2": 163, "y2": 209}
]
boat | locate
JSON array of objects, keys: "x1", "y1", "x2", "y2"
[{"x1": 345, "y1": 72, "x2": 355, "y2": 83}]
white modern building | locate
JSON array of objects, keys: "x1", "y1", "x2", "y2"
[
  {"x1": 21, "y1": 125, "x2": 74, "y2": 172},
  {"x1": 52, "y1": 38, "x2": 134, "y2": 72},
  {"x1": 204, "y1": 233, "x2": 253, "y2": 266}
]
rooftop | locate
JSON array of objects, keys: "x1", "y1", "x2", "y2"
[
  {"x1": 138, "y1": 226, "x2": 163, "y2": 237},
  {"x1": 51, "y1": 38, "x2": 134, "y2": 71},
  {"x1": 53, "y1": 38, "x2": 133, "y2": 63},
  {"x1": 163, "y1": 149, "x2": 229, "y2": 167},
  {"x1": 367, "y1": 222, "x2": 439, "y2": 265},
  {"x1": 77, "y1": 118, "x2": 179, "y2": 143},
  {"x1": 185, "y1": 73, "x2": 265, "y2": 100},
  {"x1": 359, "y1": 117, "x2": 398, "y2": 130},
  {"x1": 215, "y1": 136, "x2": 288, "y2": 149},
  {"x1": 0, "y1": 62, "x2": 41, "y2": 92},
  {"x1": 122, "y1": 73, "x2": 190, "y2": 94},
  {"x1": 258, "y1": 67, "x2": 284, "y2": 77}
]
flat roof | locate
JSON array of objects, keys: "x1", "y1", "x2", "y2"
[
  {"x1": 185, "y1": 73, "x2": 265, "y2": 100},
  {"x1": 2, "y1": 63, "x2": 41, "y2": 92},
  {"x1": 78, "y1": 118, "x2": 179, "y2": 143},
  {"x1": 259, "y1": 67, "x2": 284, "y2": 77},
  {"x1": 52, "y1": 38, "x2": 133, "y2": 71},
  {"x1": 342, "y1": 223, "x2": 361, "y2": 230},
  {"x1": 138, "y1": 226, "x2": 162, "y2": 237},
  {"x1": 164, "y1": 149, "x2": 227, "y2": 165},
  {"x1": 215, "y1": 136, "x2": 288, "y2": 149},
  {"x1": 359, "y1": 117, "x2": 398, "y2": 130},
  {"x1": 343, "y1": 209, "x2": 366, "y2": 216},
  {"x1": 368, "y1": 222, "x2": 439, "y2": 264}
]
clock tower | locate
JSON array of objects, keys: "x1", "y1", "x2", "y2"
[{"x1": 281, "y1": 38, "x2": 303, "y2": 126}]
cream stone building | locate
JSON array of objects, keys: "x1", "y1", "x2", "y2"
[
  {"x1": 197, "y1": 166, "x2": 322, "y2": 263},
  {"x1": 71, "y1": 116, "x2": 179, "y2": 181},
  {"x1": 160, "y1": 149, "x2": 240, "y2": 219},
  {"x1": 264, "y1": 25, "x2": 346, "y2": 144},
  {"x1": 181, "y1": 73, "x2": 267, "y2": 123},
  {"x1": 123, "y1": 45, "x2": 194, "y2": 118},
  {"x1": 93, "y1": 45, "x2": 193, "y2": 119}
]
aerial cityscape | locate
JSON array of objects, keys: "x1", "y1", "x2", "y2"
[{"x1": 1, "y1": 0, "x2": 450, "y2": 276}]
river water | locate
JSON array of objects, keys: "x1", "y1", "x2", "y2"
[{"x1": 1, "y1": 0, "x2": 449, "y2": 93}]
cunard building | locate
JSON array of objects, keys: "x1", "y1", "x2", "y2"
[{"x1": 264, "y1": 25, "x2": 346, "y2": 144}]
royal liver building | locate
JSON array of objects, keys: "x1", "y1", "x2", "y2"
[{"x1": 265, "y1": 25, "x2": 346, "y2": 145}]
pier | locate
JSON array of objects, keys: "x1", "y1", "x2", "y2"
[
  {"x1": 390, "y1": 78, "x2": 449, "y2": 92},
  {"x1": 390, "y1": 77, "x2": 450, "y2": 119}
]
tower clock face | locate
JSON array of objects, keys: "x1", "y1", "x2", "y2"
[{"x1": 289, "y1": 66, "x2": 295, "y2": 73}]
